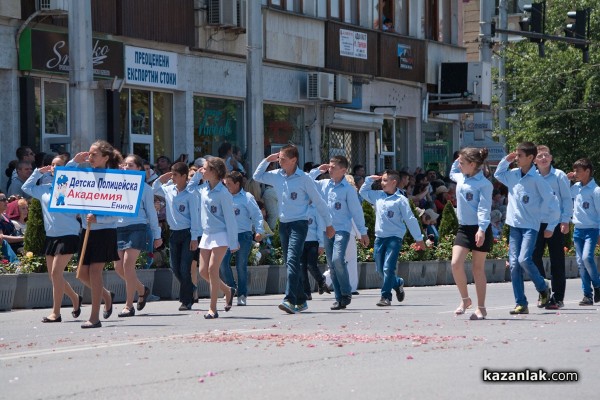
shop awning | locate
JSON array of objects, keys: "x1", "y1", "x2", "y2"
[{"x1": 327, "y1": 108, "x2": 384, "y2": 131}]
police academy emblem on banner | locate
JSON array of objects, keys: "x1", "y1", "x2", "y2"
[{"x1": 48, "y1": 167, "x2": 145, "y2": 217}]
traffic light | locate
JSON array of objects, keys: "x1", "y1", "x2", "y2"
[
  {"x1": 519, "y1": 2, "x2": 546, "y2": 43},
  {"x1": 565, "y1": 9, "x2": 589, "y2": 49}
]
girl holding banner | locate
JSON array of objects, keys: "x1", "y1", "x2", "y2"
[
  {"x1": 114, "y1": 154, "x2": 162, "y2": 317},
  {"x1": 21, "y1": 154, "x2": 82, "y2": 323},
  {"x1": 69, "y1": 141, "x2": 122, "y2": 329}
]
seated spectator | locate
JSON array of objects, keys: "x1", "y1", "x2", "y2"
[
  {"x1": 434, "y1": 185, "x2": 450, "y2": 213},
  {"x1": 0, "y1": 194, "x2": 25, "y2": 254},
  {"x1": 416, "y1": 207, "x2": 440, "y2": 246},
  {"x1": 7, "y1": 198, "x2": 28, "y2": 236},
  {"x1": 1, "y1": 238, "x2": 18, "y2": 264},
  {"x1": 490, "y1": 209, "x2": 504, "y2": 240}
]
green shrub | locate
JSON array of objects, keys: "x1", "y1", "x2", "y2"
[
  {"x1": 438, "y1": 202, "x2": 458, "y2": 238},
  {"x1": 23, "y1": 199, "x2": 46, "y2": 257},
  {"x1": 362, "y1": 201, "x2": 376, "y2": 246}
]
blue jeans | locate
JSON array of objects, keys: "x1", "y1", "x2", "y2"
[
  {"x1": 279, "y1": 220, "x2": 308, "y2": 305},
  {"x1": 219, "y1": 231, "x2": 254, "y2": 296},
  {"x1": 573, "y1": 228, "x2": 600, "y2": 298},
  {"x1": 509, "y1": 227, "x2": 548, "y2": 306},
  {"x1": 169, "y1": 229, "x2": 194, "y2": 306},
  {"x1": 324, "y1": 230, "x2": 352, "y2": 301},
  {"x1": 374, "y1": 236, "x2": 404, "y2": 301}
]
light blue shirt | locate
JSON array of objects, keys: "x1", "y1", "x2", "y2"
[
  {"x1": 152, "y1": 179, "x2": 202, "y2": 238},
  {"x1": 253, "y1": 158, "x2": 332, "y2": 226},
  {"x1": 309, "y1": 169, "x2": 367, "y2": 235},
  {"x1": 571, "y1": 178, "x2": 600, "y2": 229},
  {"x1": 359, "y1": 177, "x2": 423, "y2": 240},
  {"x1": 231, "y1": 189, "x2": 264, "y2": 235},
  {"x1": 199, "y1": 181, "x2": 239, "y2": 249},
  {"x1": 117, "y1": 183, "x2": 161, "y2": 240},
  {"x1": 450, "y1": 159, "x2": 493, "y2": 231},
  {"x1": 494, "y1": 157, "x2": 560, "y2": 231},
  {"x1": 538, "y1": 166, "x2": 573, "y2": 224},
  {"x1": 21, "y1": 169, "x2": 81, "y2": 237},
  {"x1": 306, "y1": 202, "x2": 325, "y2": 247}
]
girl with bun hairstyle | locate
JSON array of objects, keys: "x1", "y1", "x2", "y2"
[{"x1": 449, "y1": 147, "x2": 493, "y2": 320}]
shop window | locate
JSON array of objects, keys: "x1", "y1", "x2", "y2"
[
  {"x1": 120, "y1": 88, "x2": 173, "y2": 163},
  {"x1": 422, "y1": 121, "x2": 453, "y2": 176},
  {"x1": 193, "y1": 96, "x2": 245, "y2": 161},
  {"x1": 264, "y1": 104, "x2": 304, "y2": 158},
  {"x1": 35, "y1": 79, "x2": 70, "y2": 153},
  {"x1": 322, "y1": 128, "x2": 367, "y2": 171}
]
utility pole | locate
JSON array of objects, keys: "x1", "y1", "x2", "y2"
[
  {"x1": 498, "y1": 0, "x2": 508, "y2": 131},
  {"x1": 68, "y1": 0, "x2": 95, "y2": 152},
  {"x1": 246, "y1": 1, "x2": 264, "y2": 171}
]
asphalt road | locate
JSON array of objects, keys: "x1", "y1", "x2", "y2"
[{"x1": 0, "y1": 278, "x2": 597, "y2": 400}]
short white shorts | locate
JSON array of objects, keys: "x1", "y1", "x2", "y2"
[{"x1": 199, "y1": 231, "x2": 229, "y2": 249}]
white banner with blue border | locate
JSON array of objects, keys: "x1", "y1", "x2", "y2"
[{"x1": 48, "y1": 167, "x2": 145, "y2": 216}]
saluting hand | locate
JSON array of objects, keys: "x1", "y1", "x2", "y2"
[{"x1": 265, "y1": 153, "x2": 279, "y2": 163}]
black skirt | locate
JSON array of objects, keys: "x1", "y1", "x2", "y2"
[
  {"x1": 79, "y1": 228, "x2": 120, "y2": 265},
  {"x1": 454, "y1": 225, "x2": 493, "y2": 252},
  {"x1": 45, "y1": 235, "x2": 80, "y2": 256}
]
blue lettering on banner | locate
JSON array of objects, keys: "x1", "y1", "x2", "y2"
[{"x1": 134, "y1": 50, "x2": 170, "y2": 68}]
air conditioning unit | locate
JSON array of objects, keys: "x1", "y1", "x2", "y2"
[
  {"x1": 307, "y1": 72, "x2": 334, "y2": 101},
  {"x1": 36, "y1": 0, "x2": 68, "y2": 12},
  {"x1": 334, "y1": 75, "x2": 353, "y2": 103},
  {"x1": 207, "y1": 0, "x2": 237, "y2": 27},
  {"x1": 439, "y1": 62, "x2": 491, "y2": 106}
]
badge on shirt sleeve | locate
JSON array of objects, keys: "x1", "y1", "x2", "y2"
[
  {"x1": 583, "y1": 201, "x2": 590, "y2": 209},
  {"x1": 178, "y1": 204, "x2": 186, "y2": 212},
  {"x1": 466, "y1": 192, "x2": 473, "y2": 201},
  {"x1": 387, "y1": 210, "x2": 394, "y2": 218},
  {"x1": 234, "y1": 208, "x2": 240, "y2": 215},
  {"x1": 291, "y1": 192, "x2": 298, "y2": 200},
  {"x1": 522, "y1": 195, "x2": 529, "y2": 204},
  {"x1": 334, "y1": 201, "x2": 342, "y2": 210},
  {"x1": 210, "y1": 205, "x2": 217, "y2": 213}
]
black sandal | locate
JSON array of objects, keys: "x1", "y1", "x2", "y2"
[
  {"x1": 137, "y1": 286, "x2": 150, "y2": 311},
  {"x1": 72, "y1": 295, "x2": 83, "y2": 319},
  {"x1": 118, "y1": 306, "x2": 135, "y2": 317},
  {"x1": 103, "y1": 292, "x2": 115, "y2": 319}
]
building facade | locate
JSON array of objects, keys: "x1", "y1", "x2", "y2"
[{"x1": 0, "y1": 0, "x2": 472, "y2": 190}]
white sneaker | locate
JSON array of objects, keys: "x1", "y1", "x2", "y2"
[{"x1": 237, "y1": 295, "x2": 247, "y2": 306}]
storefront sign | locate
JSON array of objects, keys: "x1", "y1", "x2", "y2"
[
  {"x1": 18, "y1": 28, "x2": 123, "y2": 78},
  {"x1": 340, "y1": 29, "x2": 367, "y2": 60},
  {"x1": 198, "y1": 109, "x2": 234, "y2": 137},
  {"x1": 124, "y1": 46, "x2": 178, "y2": 89},
  {"x1": 48, "y1": 168, "x2": 145, "y2": 217},
  {"x1": 397, "y1": 44, "x2": 414, "y2": 70}
]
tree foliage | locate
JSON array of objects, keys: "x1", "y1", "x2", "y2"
[
  {"x1": 500, "y1": 0, "x2": 600, "y2": 174},
  {"x1": 23, "y1": 199, "x2": 46, "y2": 257}
]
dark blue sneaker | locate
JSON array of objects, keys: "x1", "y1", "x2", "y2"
[{"x1": 278, "y1": 301, "x2": 297, "y2": 314}]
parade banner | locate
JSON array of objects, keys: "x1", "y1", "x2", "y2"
[{"x1": 48, "y1": 167, "x2": 145, "y2": 217}]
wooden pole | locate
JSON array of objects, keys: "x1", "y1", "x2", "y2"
[{"x1": 76, "y1": 224, "x2": 91, "y2": 279}]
